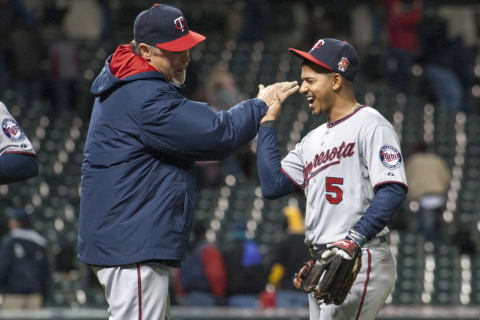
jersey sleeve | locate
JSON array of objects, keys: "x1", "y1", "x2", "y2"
[
  {"x1": 362, "y1": 124, "x2": 407, "y2": 191},
  {"x1": 0, "y1": 102, "x2": 36, "y2": 156},
  {"x1": 280, "y1": 141, "x2": 305, "y2": 189},
  {"x1": 257, "y1": 125, "x2": 299, "y2": 198}
]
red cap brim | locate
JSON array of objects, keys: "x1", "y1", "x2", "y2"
[
  {"x1": 288, "y1": 48, "x2": 333, "y2": 71},
  {"x1": 156, "y1": 30, "x2": 206, "y2": 52}
]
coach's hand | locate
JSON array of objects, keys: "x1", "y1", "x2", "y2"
[{"x1": 258, "y1": 81, "x2": 299, "y2": 124}]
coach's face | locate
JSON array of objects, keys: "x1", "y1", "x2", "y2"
[
  {"x1": 146, "y1": 46, "x2": 190, "y2": 86},
  {"x1": 299, "y1": 64, "x2": 336, "y2": 116}
]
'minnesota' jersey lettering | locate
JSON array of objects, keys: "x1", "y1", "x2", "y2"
[{"x1": 304, "y1": 141, "x2": 356, "y2": 186}]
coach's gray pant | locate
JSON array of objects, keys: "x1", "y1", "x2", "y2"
[{"x1": 92, "y1": 263, "x2": 170, "y2": 320}]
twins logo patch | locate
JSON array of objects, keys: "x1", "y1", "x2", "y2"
[
  {"x1": 379, "y1": 145, "x2": 402, "y2": 169},
  {"x1": 2, "y1": 118, "x2": 25, "y2": 143}
]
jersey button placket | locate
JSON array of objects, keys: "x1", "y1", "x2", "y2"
[{"x1": 321, "y1": 130, "x2": 328, "y2": 146}]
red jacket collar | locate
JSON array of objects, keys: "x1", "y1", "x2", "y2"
[{"x1": 109, "y1": 44, "x2": 157, "y2": 79}]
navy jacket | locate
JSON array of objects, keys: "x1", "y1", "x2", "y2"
[
  {"x1": 78, "y1": 45, "x2": 267, "y2": 266},
  {"x1": 0, "y1": 229, "x2": 50, "y2": 297}
]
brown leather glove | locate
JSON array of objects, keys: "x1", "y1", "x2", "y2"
[{"x1": 292, "y1": 239, "x2": 362, "y2": 305}]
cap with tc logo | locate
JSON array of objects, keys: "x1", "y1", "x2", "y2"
[
  {"x1": 289, "y1": 38, "x2": 358, "y2": 82},
  {"x1": 134, "y1": 3, "x2": 206, "y2": 52}
]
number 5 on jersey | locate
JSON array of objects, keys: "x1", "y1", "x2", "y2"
[{"x1": 326, "y1": 177, "x2": 343, "y2": 204}]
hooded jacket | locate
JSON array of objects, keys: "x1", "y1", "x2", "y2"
[{"x1": 78, "y1": 45, "x2": 267, "y2": 266}]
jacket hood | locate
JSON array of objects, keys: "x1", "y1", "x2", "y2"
[{"x1": 91, "y1": 44, "x2": 164, "y2": 95}]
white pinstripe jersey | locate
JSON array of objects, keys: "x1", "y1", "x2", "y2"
[
  {"x1": 281, "y1": 105, "x2": 407, "y2": 245},
  {"x1": 0, "y1": 101, "x2": 35, "y2": 156}
]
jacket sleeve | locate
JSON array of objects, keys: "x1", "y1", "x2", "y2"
[
  {"x1": 140, "y1": 94, "x2": 267, "y2": 161},
  {"x1": 0, "y1": 153, "x2": 39, "y2": 185}
]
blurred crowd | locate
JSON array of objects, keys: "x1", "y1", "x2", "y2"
[
  {"x1": 171, "y1": 205, "x2": 310, "y2": 309},
  {"x1": 0, "y1": 204, "x2": 311, "y2": 310},
  {"x1": 0, "y1": 0, "x2": 478, "y2": 115}
]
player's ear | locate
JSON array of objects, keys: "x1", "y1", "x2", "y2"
[{"x1": 331, "y1": 73, "x2": 342, "y2": 91}]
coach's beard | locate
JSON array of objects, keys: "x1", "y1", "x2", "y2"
[{"x1": 171, "y1": 68, "x2": 187, "y2": 86}]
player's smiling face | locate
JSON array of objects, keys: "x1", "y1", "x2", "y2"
[{"x1": 299, "y1": 63, "x2": 336, "y2": 116}]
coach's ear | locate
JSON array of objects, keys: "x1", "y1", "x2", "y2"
[
  {"x1": 331, "y1": 73, "x2": 342, "y2": 91},
  {"x1": 138, "y1": 43, "x2": 152, "y2": 62}
]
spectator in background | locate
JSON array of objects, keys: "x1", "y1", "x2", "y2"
[
  {"x1": 205, "y1": 63, "x2": 242, "y2": 112},
  {"x1": 236, "y1": 0, "x2": 270, "y2": 42},
  {"x1": 205, "y1": 63, "x2": 249, "y2": 180},
  {"x1": 265, "y1": 206, "x2": 310, "y2": 308},
  {"x1": 196, "y1": 63, "x2": 256, "y2": 187},
  {"x1": 382, "y1": 0, "x2": 423, "y2": 92},
  {"x1": 419, "y1": 15, "x2": 475, "y2": 112},
  {"x1": 49, "y1": 32, "x2": 80, "y2": 110},
  {"x1": 223, "y1": 222, "x2": 266, "y2": 308},
  {"x1": 0, "y1": 0, "x2": 37, "y2": 93},
  {"x1": 62, "y1": 0, "x2": 103, "y2": 41},
  {"x1": 0, "y1": 0, "x2": 15, "y2": 92},
  {"x1": 97, "y1": 0, "x2": 112, "y2": 41},
  {"x1": 405, "y1": 142, "x2": 451, "y2": 245},
  {"x1": 175, "y1": 221, "x2": 227, "y2": 307},
  {"x1": 0, "y1": 208, "x2": 50, "y2": 309},
  {"x1": 299, "y1": 2, "x2": 336, "y2": 50},
  {"x1": 7, "y1": 13, "x2": 44, "y2": 107}
]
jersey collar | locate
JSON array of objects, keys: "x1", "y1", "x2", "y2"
[{"x1": 327, "y1": 104, "x2": 366, "y2": 128}]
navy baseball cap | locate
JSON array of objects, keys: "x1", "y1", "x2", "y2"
[
  {"x1": 134, "y1": 4, "x2": 206, "y2": 52},
  {"x1": 6, "y1": 208, "x2": 31, "y2": 223},
  {"x1": 289, "y1": 38, "x2": 358, "y2": 82}
]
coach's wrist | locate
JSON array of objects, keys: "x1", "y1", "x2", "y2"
[{"x1": 260, "y1": 120, "x2": 277, "y2": 127}]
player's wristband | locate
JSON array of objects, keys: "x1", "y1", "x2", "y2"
[
  {"x1": 346, "y1": 228, "x2": 367, "y2": 247},
  {"x1": 260, "y1": 120, "x2": 277, "y2": 128}
]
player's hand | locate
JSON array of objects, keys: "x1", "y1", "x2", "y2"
[
  {"x1": 257, "y1": 81, "x2": 299, "y2": 107},
  {"x1": 258, "y1": 81, "x2": 299, "y2": 124}
]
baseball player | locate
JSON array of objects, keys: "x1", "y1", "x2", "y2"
[
  {"x1": 0, "y1": 101, "x2": 38, "y2": 185},
  {"x1": 257, "y1": 38, "x2": 408, "y2": 319}
]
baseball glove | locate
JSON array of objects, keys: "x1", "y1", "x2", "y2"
[{"x1": 293, "y1": 239, "x2": 362, "y2": 305}]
